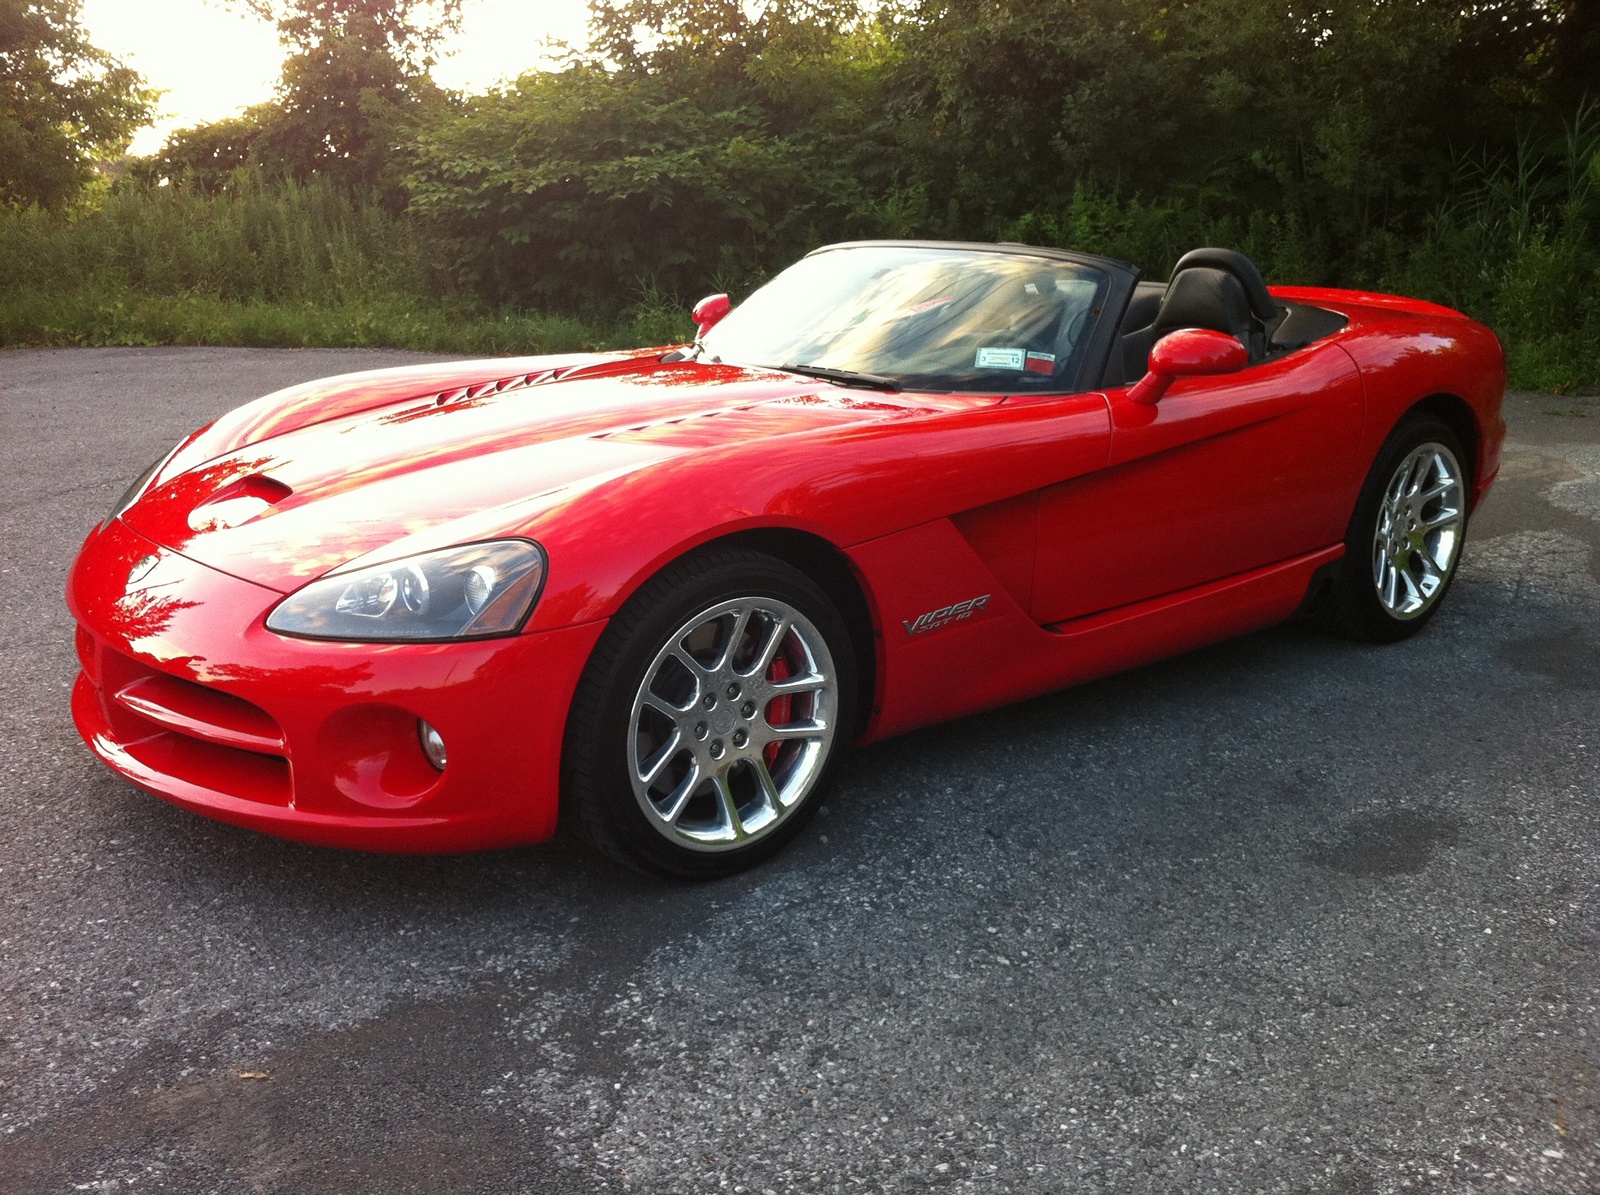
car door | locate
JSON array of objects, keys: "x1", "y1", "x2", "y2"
[{"x1": 1029, "y1": 339, "x2": 1366, "y2": 625}]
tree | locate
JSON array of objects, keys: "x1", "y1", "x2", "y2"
[
  {"x1": 881, "y1": 0, "x2": 1561, "y2": 276},
  {"x1": 407, "y1": 3, "x2": 897, "y2": 306},
  {"x1": 229, "y1": 0, "x2": 463, "y2": 69},
  {"x1": 0, "y1": 0, "x2": 154, "y2": 207},
  {"x1": 147, "y1": 0, "x2": 463, "y2": 189},
  {"x1": 252, "y1": 22, "x2": 444, "y2": 188},
  {"x1": 133, "y1": 107, "x2": 272, "y2": 191},
  {"x1": 589, "y1": 0, "x2": 869, "y2": 72},
  {"x1": 1550, "y1": 0, "x2": 1600, "y2": 110}
]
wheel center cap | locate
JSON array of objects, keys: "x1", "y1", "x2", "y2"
[{"x1": 711, "y1": 707, "x2": 737, "y2": 735}]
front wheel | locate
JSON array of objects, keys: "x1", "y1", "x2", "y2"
[
  {"x1": 563, "y1": 547, "x2": 856, "y2": 879},
  {"x1": 1318, "y1": 413, "x2": 1470, "y2": 643}
]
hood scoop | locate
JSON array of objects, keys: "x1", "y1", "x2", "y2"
[{"x1": 186, "y1": 473, "x2": 293, "y2": 533}]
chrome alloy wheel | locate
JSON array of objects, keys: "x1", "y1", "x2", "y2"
[
  {"x1": 1371, "y1": 441, "x2": 1466, "y2": 620},
  {"x1": 627, "y1": 597, "x2": 839, "y2": 851}
]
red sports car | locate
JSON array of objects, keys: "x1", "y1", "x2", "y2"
[{"x1": 66, "y1": 243, "x2": 1506, "y2": 877}]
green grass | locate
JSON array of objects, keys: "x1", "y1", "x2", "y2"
[{"x1": 0, "y1": 290, "x2": 656, "y2": 355}]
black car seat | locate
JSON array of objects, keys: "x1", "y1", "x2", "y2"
[
  {"x1": 1150, "y1": 268, "x2": 1256, "y2": 351},
  {"x1": 1107, "y1": 281, "x2": 1167, "y2": 386},
  {"x1": 1101, "y1": 249, "x2": 1344, "y2": 387},
  {"x1": 1149, "y1": 248, "x2": 1282, "y2": 362}
]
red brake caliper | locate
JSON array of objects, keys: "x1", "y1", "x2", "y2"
[{"x1": 764, "y1": 652, "x2": 792, "y2": 768}]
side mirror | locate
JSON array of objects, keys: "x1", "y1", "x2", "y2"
[
  {"x1": 1128, "y1": 328, "x2": 1249, "y2": 405},
  {"x1": 692, "y1": 293, "x2": 731, "y2": 338}
]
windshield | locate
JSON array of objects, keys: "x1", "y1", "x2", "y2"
[{"x1": 700, "y1": 246, "x2": 1109, "y2": 393}]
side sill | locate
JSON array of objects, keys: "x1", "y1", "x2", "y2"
[{"x1": 1043, "y1": 545, "x2": 1347, "y2": 638}]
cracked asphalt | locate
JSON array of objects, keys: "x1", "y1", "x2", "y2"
[{"x1": 1, "y1": 346, "x2": 1596, "y2": 1194}]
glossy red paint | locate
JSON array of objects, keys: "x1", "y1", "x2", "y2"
[
  {"x1": 692, "y1": 293, "x2": 732, "y2": 338},
  {"x1": 1128, "y1": 327, "x2": 1250, "y2": 404},
  {"x1": 68, "y1": 518, "x2": 600, "y2": 850},
  {"x1": 1273, "y1": 285, "x2": 1506, "y2": 507},
  {"x1": 66, "y1": 261, "x2": 1506, "y2": 854},
  {"x1": 852, "y1": 513, "x2": 1343, "y2": 741},
  {"x1": 1034, "y1": 340, "x2": 1366, "y2": 624}
]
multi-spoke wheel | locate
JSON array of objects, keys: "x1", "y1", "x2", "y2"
[
  {"x1": 629, "y1": 597, "x2": 838, "y2": 850},
  {"x1": 1318, "y1": 413, "x2": 1471, "y2": 642},
  {"x1": 563, "y1": 547, "x2": 856, "y2": 878},
  {"x1": 1371, "y1": 442, "x2": 1465, "y2": 620}
]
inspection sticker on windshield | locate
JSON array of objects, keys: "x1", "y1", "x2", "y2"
[
  {"x1": 975, "y1": 347, "x2": 1026, "y2": 370},
  {"x1": 1024, "y1": 352, "x2": 1056, "y2": 374}
]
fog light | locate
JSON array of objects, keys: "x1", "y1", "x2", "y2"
[{"x1": 418, "y1": 720, "x2": 447, "y2": 771}]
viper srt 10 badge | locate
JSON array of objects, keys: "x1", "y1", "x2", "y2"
[{"x1": 903, "y1": 594, "x2": 991, "y2": 637}]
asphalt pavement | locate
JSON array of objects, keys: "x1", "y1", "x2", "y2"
[{"x1": 0, "y1": 346, "x2": 1596, "y2": 1194}]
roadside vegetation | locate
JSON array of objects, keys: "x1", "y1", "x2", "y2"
[
  {"x1": 0, "y1": 175, "x2": 689, "y2": 352},
  {"x1": 2, "y1": 0, "x2": 1597, "y2": 389}
]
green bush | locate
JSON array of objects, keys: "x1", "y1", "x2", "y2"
[{"x1": 404, "y1": 48, "x2": 895, "y2": 311}]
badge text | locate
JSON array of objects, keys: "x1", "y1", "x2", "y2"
[{"x1": 902, "y1": 594, "x2": 992, "y2": 637}]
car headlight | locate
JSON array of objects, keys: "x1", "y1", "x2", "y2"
[{"x1": 265, "y1": 540, "x2": 547, "y2": 642}]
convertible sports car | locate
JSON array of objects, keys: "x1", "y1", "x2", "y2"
[{"x1": 67, "y1": 242, "x2": 1505, "y2": 877}]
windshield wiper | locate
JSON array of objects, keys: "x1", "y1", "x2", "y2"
[{"x1": 778, "y1": 363, "x2": 902, "y2": 393}]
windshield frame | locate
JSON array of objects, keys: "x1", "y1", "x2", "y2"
[{"x1": 700, "y1": 240, "x2": 1139, "y2": 398}]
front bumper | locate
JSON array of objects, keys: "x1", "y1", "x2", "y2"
[{"x1": 67, "y1": 519, "x2": 605, "y2": 852}]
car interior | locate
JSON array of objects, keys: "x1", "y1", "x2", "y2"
[{"x1": 1099, "y1": 248, "x2": 1349, "y2": 387}]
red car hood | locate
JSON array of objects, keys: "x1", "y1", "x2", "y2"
[{"x1": 120, "y1": 355, "x2": 958, "y2": 592}]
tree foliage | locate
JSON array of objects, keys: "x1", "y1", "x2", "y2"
[
  {"x1": 147, "y1": 0, "x2": 461, "y2": 190},
  {"x1": 228, "y1": 0, "x2": 463, "y2": 68},
  {"x1": 399, "y1": 0, "x2": 1597, "y2": 307},
  {"x1": 406, "y1": 1, "x2": 897, "y2": 306},
  {"x1": 887, "y1": 0, "x2": 1561, "y2": 256},
  {"x1": 0, "y1": 0, "x2": 154, "y2": 207},
  {"x1": 89, "y1": 0, "x2": 1600, "y2": 385},
  {"x1": 1549, "y1": 0, "x2": 1600, "y2": 110}
]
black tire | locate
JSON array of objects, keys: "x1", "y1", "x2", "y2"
[
  {"x1": 1317, "y1": 412, "x2": 1471, "y2": 643},
  {"x1": 562, "y1": 546, "x2": 857, "y2": 879}
]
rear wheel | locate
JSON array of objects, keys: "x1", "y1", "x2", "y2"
[
  {"x1": 1319, "y1": 413, "x2": 1470, "y2": 642},
  {"x1": 563, "y1": 547, "x2": 855, "y2": 879}
]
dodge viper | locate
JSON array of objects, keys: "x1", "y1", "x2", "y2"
[{"x1": 66, "y1": 242, "x2": 1506, "y2": 877}]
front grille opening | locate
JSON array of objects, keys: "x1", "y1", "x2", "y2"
[
  {"x1": 99, "y1": 649, "x2": 292, "y2": 807},
  {"x1": 120, "y1": 725, "x2": 292, "y2": 808}
]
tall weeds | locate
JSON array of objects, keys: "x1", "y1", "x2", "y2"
[
  {"x1": 1387, "y1": 103, "x2": 1600, "y2": 391},
  {"x1": 0, "y1": 173, "x2": 432, "y2": 303},
  {"x1": 0, "y1": 173, "x2": 693, "y2": 353}
]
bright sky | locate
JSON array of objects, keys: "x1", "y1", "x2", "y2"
[{"x1": 80, "y1": 0, "x2": 596, "y2": 155}]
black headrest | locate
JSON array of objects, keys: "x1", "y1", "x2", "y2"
[
  {"x1": 1169, "y1": 248, "x2": 1280, "y2": 322},
  {"x1": 1150, "y1": 268, "x2": 1253, "y2": 342}
]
